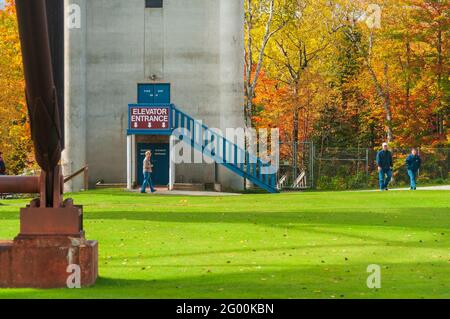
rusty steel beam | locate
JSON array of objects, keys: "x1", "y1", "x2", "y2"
[
  {"x1": 46, "y1": 0, "x2": 65, "y2": 149},
  {"x1": 0, "y1": 176, "x2": 40, "y2": 194},
  {"x1": 15, "y1": 0, "x2": 63, "y2": 207},
  {"x1": 1, "y1": 3, "x2": 98, "y2": 290}
]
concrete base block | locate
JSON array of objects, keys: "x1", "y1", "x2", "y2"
[
  {"x1": 0, "y1": 202, "x2": 98, "y2": 288},
  {"x1": 0, "y1": 235, "x2": 98, "y2": 288}
]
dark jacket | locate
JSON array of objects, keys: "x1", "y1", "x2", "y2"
[
  {"x1": 376, "y1": 150, "x2": 393, "y2": 170},
  {"x1": 406, "y1": 154, "x2": 421, "y2": 172},
  {"x1": 0, "y1": 158, "x2": 5, "y2": 175}
]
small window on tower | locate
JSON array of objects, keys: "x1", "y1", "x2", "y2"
[{"x1": 145, "y1": 0, "x2": 163, "y2": 8}]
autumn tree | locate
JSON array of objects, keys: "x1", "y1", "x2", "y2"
[
  {"x1": 244, "y1": 0, "x2": 288, "y2": 128},
  {"x1": 408, "y1": 0, "x2": 449, "y2": 142},
  {"x1": 260, "y1": 0, "x2": 345, "y2": 176},
  {"x1": 0, "y1": 0, "x2": 33, "y2": 174}
]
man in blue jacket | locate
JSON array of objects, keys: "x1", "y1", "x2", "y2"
[
  {"x1": 376, "y1": 142, "x2": 393, "y2": 191},
  {"x1": 406, "y1": 148, "x2": 421, "y2": 190}
]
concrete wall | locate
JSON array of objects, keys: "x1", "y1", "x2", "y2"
[
  {"x1": 64, "y1": 0, "x2": 245, "y2": 191},
  {"x1": 63, "y1": 0, "x2": 87, "y2": 192},
  {"x1": 218, "y1": 0, "x2": 245, "y2": 190}
]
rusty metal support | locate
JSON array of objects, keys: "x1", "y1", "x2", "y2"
[
  {"x1": 0, "y1": 176, "x2": 40, "y2": 194},
  {"x1": 0, "y1": 168, "x2": 63, "y2": 205},
  {"x1": 46, "y1": 0, "x2": 65, "y2": 149},
  {"x1": 15, "y1": 0, "x2": 63, "y2": 207},
  {"x1": 0, "y1": 0, "x2": 98, "y2": 289}
]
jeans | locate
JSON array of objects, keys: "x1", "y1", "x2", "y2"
[
  {"x1": 407, "y1": 169, "x2": 418, "y2": 190},
  {"x1": 141, "y1": 172, "x2": 155, "y2": 193},
  {"x1": 378, "y1": 168, "x2": 392, "y2": 190}
]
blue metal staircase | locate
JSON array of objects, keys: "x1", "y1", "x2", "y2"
[{"x1": 171, "y1": 106, "x2": 278, "y2": 193}]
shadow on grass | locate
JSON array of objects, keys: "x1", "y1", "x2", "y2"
[
  {"x1": 0, "y1": 261, "x2": 448, "y2": 299},
  {"x1": 0, "y1": 207, "x2": 449, "y2": 232},
  {"x1": 85, "y1": 208, "x2": 450, "y2": 229}
]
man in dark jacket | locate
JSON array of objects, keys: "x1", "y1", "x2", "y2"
[
  {"x1": 0, "y1": 152, "x2": 5, "y2": 175},
  {"x1": 406, "y1": 148, "x2": 421, "y2": 190},
  {"x1": 376, "y1": 142, "x2": 393, "y2": 191}
]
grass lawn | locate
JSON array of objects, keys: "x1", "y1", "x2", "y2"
[{"x1": 0, "y1": 189, "x2": 449, "y2": 299}]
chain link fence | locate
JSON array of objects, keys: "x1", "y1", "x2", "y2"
[
  {"x1": 277, "y1": 141, "x2": 314, "y2": 190},
  {"x1": 277, "y1": 142, "x2": 449, "y2": 191}
]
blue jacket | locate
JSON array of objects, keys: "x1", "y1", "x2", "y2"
[
  {"x1": 0, "y1": 158, "x2": 5, "y2": 175},
  {"x1": 376, "y1": 150, "x2": 393, "y2": 170},
  {"x1": 406, "y1": 154, "x2": 421, "y2": 172}
]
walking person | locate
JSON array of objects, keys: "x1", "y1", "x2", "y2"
[
  {"x1": 0, "y1": 152, "x2": 5, "y2": 199},
  {"x1": 141, "y1": 151, "x2": 156, "y2": 194},
  {"x1": 376, "y1": 142, "x2": 393, "y2": 191},
  {"x1": 0, "y1": 152, "x2": 6, "y2": 176},
  {"x1": 406, "y1": 148, "x2": 421, "y2": 190}
]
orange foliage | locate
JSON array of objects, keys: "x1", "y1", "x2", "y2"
[{"x1": 0, "y1": 0, "x2": 34, "y2": 174}]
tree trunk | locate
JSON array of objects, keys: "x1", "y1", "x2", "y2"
[
  {"x1": 367, "y1": 63, "x2": 394, "y2": 143},
  {"x1": 436, "y1": 28, "x2": 444, "y2": 135},
  {"x1": 245, "y1": 95, "x2": 253, "y2": 129},
  {"x1": 405, "y1": 39, "x2": 411, "y2": 111},
  {"x1": 292, "y1": 86, "x2": 299, "y2": 179},
  {"x1": 383, "y1": 63, "x2": 393, "y2": 143}
]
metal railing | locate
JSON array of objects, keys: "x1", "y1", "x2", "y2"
[
  {"x1": 64, "y1": 166, "x2": 89, "y2": 191},
  {"x1": 172, "y1": 106, "x2": 278, "y2": 193}
]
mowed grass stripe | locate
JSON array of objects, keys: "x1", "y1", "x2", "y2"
[{"x1": 0, "y1": 189, "x2": 448, "y2": 299}]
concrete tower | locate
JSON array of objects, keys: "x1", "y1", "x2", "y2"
[{"x1": 63, "y1": 0, "x2": 245, "y2": 192}]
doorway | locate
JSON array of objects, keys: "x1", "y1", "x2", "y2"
[{"x1": 137, "y1": 142, "x2": 170, "y2": 186}]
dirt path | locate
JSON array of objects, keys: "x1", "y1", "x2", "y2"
[{"x1": 359, "y1": 185, "x2": 450, "y2": 192}]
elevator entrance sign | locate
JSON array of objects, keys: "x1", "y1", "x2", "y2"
[{"x1": 128, "y1": 104, "x2": 173, "y2": 135}]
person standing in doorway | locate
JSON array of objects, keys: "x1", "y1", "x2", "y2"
[
  {"x1": 141, "y1": 151, "x2": 156, "y2": 194},
  {"x1": 406, "y1": 148, "x2": 421, "y2": 190},
  {"x1": 376, "y1": 142, "x2": 393, "y2": 191},
  {"x1": 0, "y1": 152, "x2": 6, "y2": 175}
]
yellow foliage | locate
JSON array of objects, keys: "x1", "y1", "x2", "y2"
[{"x1": 0, "y1": 1, "x2": 33, "y2": 174}]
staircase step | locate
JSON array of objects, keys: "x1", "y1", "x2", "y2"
[
  {"x1": 173, "y1": 183, "x2": 206, "y2": 192},
  {"x1": 95, "y1": 183, "x2": 127, "y2": 189},
  {"x1": 205, "y1": 183, "x2": 222, "y2": 192}
]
